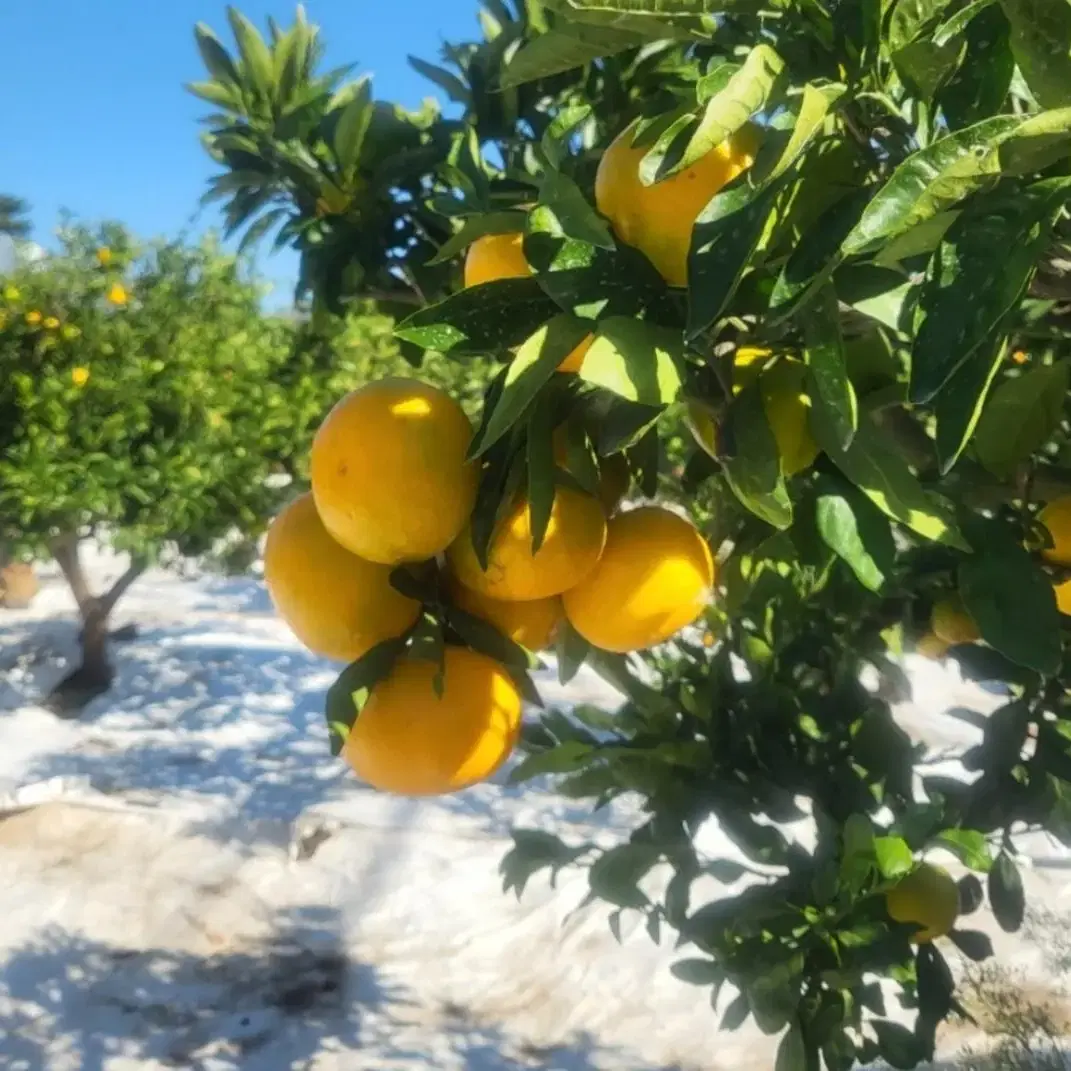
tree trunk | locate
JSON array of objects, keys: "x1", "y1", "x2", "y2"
[{"x1": 46, "y1": 535, "x2": 146, "y2": 716}]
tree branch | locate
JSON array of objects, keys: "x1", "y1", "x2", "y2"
[
  {"x1": 49, "y1": 534, "x2": 95, "y2": 617},
  {"x1": 99, "y1": 557, "x2": 148, "y2": 618}
]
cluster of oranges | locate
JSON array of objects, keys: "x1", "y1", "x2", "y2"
[{"x1": 262, "y1": 121, "x2": 766, "y2": 799}]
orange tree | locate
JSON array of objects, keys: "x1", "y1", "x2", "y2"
[
  {"x1": 194, "y1": 2, "x2": 1071, "y2": 1067},
  {"x1": 0, "y1": 222, "x2": 302, "y2": 708}
]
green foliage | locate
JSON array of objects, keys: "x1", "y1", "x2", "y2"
[{"x1": 197, "y1": 1, "x2": 1071, "y2": 1067}]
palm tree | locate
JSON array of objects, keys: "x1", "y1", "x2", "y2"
[{"x1": 0, "y1": 195, "x2": 31, "y2": 240}]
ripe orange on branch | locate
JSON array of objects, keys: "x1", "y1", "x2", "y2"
[
  {"x1": 563, "y1": 506, "x2": 715, "y2": 653},
  {"x1": 448, "y1": 576, "x2": 563, "y2": 652},
  {"x1": 342, "y1": 645, "x2": 523, "y2": 796},
  {"x1": 885, "y1": 862, "x2": 959, "y2": 944},
  {"x1": 311, "y1": 377, "x2": 477, "y2": 566},
  {"x1": 448, "y1": 486, "x2": 607, "y2": 602},
  {"x1": 263, "y1": 493, "x2": 421, "y2": 662}
]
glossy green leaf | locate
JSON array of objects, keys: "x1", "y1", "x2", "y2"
[
  {"x1": 934, "y1": 0, "x2": 997, "y2": 44},
  {"x1": 722, "y1": 383, "x2": 793, "y2": 529},
  {"x1": 331, "y1": 76, "x2": 373, "y2": 175},
  {"x1": 999, "y1": 0, "x2": 1071, "y2": 107},
  {"x1": 988, "y1": 850, "x2": 1026, "y2": 931},
  {"x1": 474, "y1": 315, "x2": 591, "y2": 458},
  {"x1": 194, "y1": 23, "x2": 241, "y2": 84},
  {"x1": 501, "y1": 25, "x2": 642, "y2": 87},
  {"x1": 874, "y1": 836, "x2": 915, "y2": 879},
  {"x1": 226, "y1": 7, "x2": 275, "y2": 100},
  {"x1": 803, "y1": 283, "x2": 857, "y2": 450},
  {"x1": 578, "y1": 317, "x2": 683, "y2": 404},
  {"x1": 408, "y1": 55, "x2": 469, "y2": 104},
  {"x1": 933, "y1": 336, "x2": 1006, "y2": 474},
  {"x1": 395, "y1": 277, "x2": 559, "y2": 354},
  {"x1": 936, "y1": 828, "x2": 993, "y2": 871},
  {"x1": 427, "y1": 211, "x2": 529, "y2": 265},
  {"x1": 687, "y1": 182, "x2": 782, "y2": 338},
  {"x1": 813, "y1": 415, "x2": 968, "y2": 549},
  {"x1": 911, "y1": 179, "x2": 1071, "y2": 402},
  {"x1": 539, "y1": 169, "x2": 615, "y2": 250},
  {"x1": 974, "y1": 361, "x2": 1071, "y2": 478},
  {"x1": 939, "y1": 4, "x2": 1015, "y2": 128},
  {"x1": 641, "y1": 44, "x2": 783, "y2": 184},
  {"x1": 959, "y1": 543, "x2": 1062, "y2": 674},
  {"x1": 764, "y1": 82, "x2": 846, "y2": 183},
  {"x1": 841, "y1": 116, "x2": 1022, "y2": 255},
  {"x1": 816, "y1": 485, "x2": 895, "y2": 593}
]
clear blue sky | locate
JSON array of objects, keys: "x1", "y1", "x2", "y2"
[{"x1": 1, "y1": 0, "x2": 479, "y2": 303}]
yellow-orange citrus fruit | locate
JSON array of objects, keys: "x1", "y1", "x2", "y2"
[
  {"x1": 449, "y1": 578, "x2": 562, "y2": 651},
  {"x1": 931, "y1": 597, "x2": 981, "y2": 645},
  {"x1": 563, "y1": 506, "x2": 714, "y2": 653},
  {"x1": 598, "y1": 453, "x2": 631, "y2": 515},
  {"x1": 464, "y1": 232, "x2": 530, "y2": 287},
  {"x1": 448, "y1": 487, "x2": 607, "y2": 601},
  {"x1": 1038, "y1": 496, "x2": 1071, "y2": 566},
  {"x1": 915, "y1": 632, "x2": 951, "y2": 660},
  {"x1": 732, "y1": 345, "x2": 774, "y2": 394},
  {"x1": 885, "y1": 862, "x2": 959, "y2": 943},
  {"x1": 343, "y1": 645, "x2": 523, "y2": 796},
  {"x1": 1055, "y1": 577, "x2": 1071, "y2": 616},
  {"x1": 311, "y1": 378, "x2": 477, "y2": 565},
  {"x1": 595, "y1": 123, "x2": 760, "y2": 288},
  {"x1": 761, "y1": 361, "x2": 820, "y2": 477},
  {"x1": 464, "y1": 232, "x2": 592, "y2": 373},
  {"x1": 263, "y1": 493, "x2": 421, "y2": 662}
]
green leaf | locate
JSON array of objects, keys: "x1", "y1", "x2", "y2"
[
  {"x1": 226, "y1": 7, "x2": 275, "y2": 101},
  {"x1": 775, "y1": 1021, "x2": 807, "y2": 1071},
  {"x1": 949, "y1": 927, "x2": 995, "y2": 961},
  {"x1": 803, "y1": 283, "x2": 857, "y2": 450},
  {"x1": 999, "y1": 0, "x2": 1071, "y2": 107},
  {"x1": 687, "y1": 182, "x2": 782, "y2": 338},
  {"x1": 939, "y1": 3, "x2": 1015, "y2": 128},
  {"x1": 474, "y1": 315, "x2": 591, "y2": 458},
  {"x1": 194, "y1": 23, "x2": 241, "y2": 85},
  {"x1": 500, "y1": 24, "x2": 643, "y2": 87},
  {"x1": 911, "y1": 179, "x2": 1071, "y2": 403},
  {"x1": 526, "y1": 394, "x2": 558, "y2": 555},
  {"x1": 323, "y1": 636, "x2": 408, "y2": 756},
  {"x1": 538, "y1": 169, "x2": 615, "y2": 250},
  {"x1": 509, "y1": 741, "x2": 595, "y2": 784},
  {"x1": 959, "y1": 543, "x2": 1062, "y2": 674},
  {"x1": 841, "y1": 115, "x2": 1023, "y2": 255},
  {"x1": 936, "y1": 828, "x2": 993, "y2": 871},
  {"x1": 447, "y1": 606, "x2": 533, "y2": 673},
  {"x1": 998, "y1": 105, "x2": 1071, "y2": 174},
  {"x1": 578, "y1": 317, "x2": 683, "y2": 404},
  {"x1": 934, "y1": 0, "x2": 997, "y2": 44},
  {"x1": 408, "y1": 55, "x2": 469, "y2": 104},
  {"x1": 933, "y1": 336, "x2": 1007, "y2": 474},
  {"x1": 874, "y1": 836, "x2": 915, "y2": 879},
  {"x1": 891, "y1": 36, "x2": 966, "y2": 101},
  {"x1": 816, "y1": 486, "x2": 895, "y2": 593},
  {"x1": 427, "y1": 211, "x2": 530, "y2": 265},
  {"x1": 722, "y1": 383, "x2": 793, "y2": 530},
  {"x1": 721, "y1": 991, "x2": 751, "y2": 1031},
  {"x1": 642, "y1": 44, "x2": 783, "y2": 184},
  {"x1": 331, "y1": 76, "x2": 373, "y2": 176},
  {"x1": 813, "y1": 415, "x2": 968, "y2": 549},
  {"x1": 763, "y1": 82, "x2": 846, "y2": 184},
  {"x1": 395, "y1": 277, "x2": 559, "y2": 354},
  {"x1": 588, "y1": 843, "x2": 660, "y2": 909},
  {"x1": 988, "y1": 850, "x2": 1025, "y2": 932},
  {"x1": 973, "y1": 361, "x2": 1071, "y2": 479}
]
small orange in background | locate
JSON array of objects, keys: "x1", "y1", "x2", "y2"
[
  {"x1": 1037, "y1": 496, "x2": 1071, "y2": 566},
  {"x1": 930, "y1": 597, "x2": 980, "y2": 645},
  {"x1": 563, "y1": 506, "x2": 714, "y2": 653},
  {"x1": 96, "y1": 247, "x2": 112, "y2": 267},
  {"x1": 106, "y1": 282, "x2": 128, "y2": 306},
  {"x1": 343, "y1": 645, "x2": 523, "y2": 796},
  {"x1": 885, "y1": 862, "x2": 959, "y2": 943},
  {"x1": 71, "y1": 367, "x2": 90, "y2": 388},
  {"x1": 25, "y1": 310, "x2": 42, "y2": 326},
  {"x1": 1010, "y1": 349, "x2": 1028, "y2": 365},
  {"x1": 915, "y1": 632, "x2": 951, "y2": 660},
  {"x1": 43, "y1": 316, "x2": 60, "y2": 330}
]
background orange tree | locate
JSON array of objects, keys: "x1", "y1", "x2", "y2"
[{"x1": 194, "y1": 2, "x2": 1071, "y2": 1067}]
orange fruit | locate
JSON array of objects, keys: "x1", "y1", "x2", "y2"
[
  {"x1": 449, "y1": 578, "x2": 562, "y2": 651},
  {"x1": 311, "y1": 378, "x2": 477, "y2": 565},
  {"x1": 263, "y1": 493, "x2": 421, "y2": 662},
  {"x1": 343, "y1": 645, "x2": 523, "y2": 796},
  {"x1": 1038, "y1": 496, "x2": 1071, "y2": 566},
  {"x1": 595, "y1": 123, "x2": 760, "y2": 287},
  {"x1": 563, "y1": 506, "x2": 714, "y2": 653},
  {"x1": 448, "y1": 487, "x2": 606, "y2": 601},
  {"x1": 885, "y1": 862, "x2": 959, "y2": 944},
  {"x1": 463, "y1": 232, "x2": 592, "y2": 373},
  {"x1": 915, "y1": 632, "x2": 951, "y2": 660},
  {"x1": 1055, "y1": 577, "x2": 1071, "y2": 616},
  {"x1": 931, "y1": 597, "x2": 981, "y2": 645}
]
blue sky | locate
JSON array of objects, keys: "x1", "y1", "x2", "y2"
[{"x1": 1, "y1": 0, "x2": 479, "y2": 302}]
